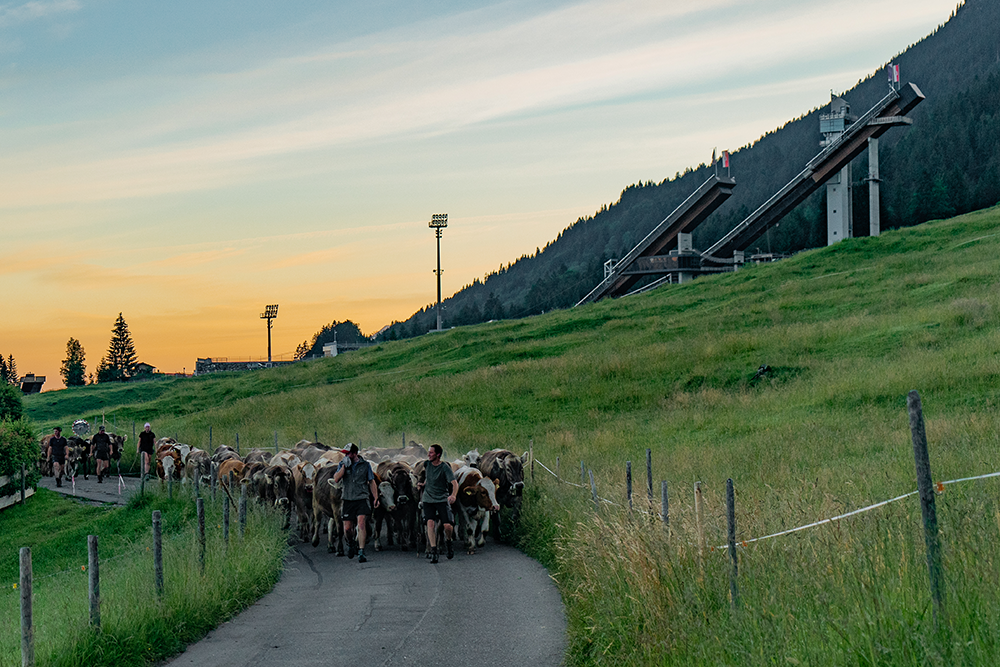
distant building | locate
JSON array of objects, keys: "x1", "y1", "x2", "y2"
[
  {"x1": 19, "y1": 374, "x2": 45, "y2": 394},
  {"x1": 134, "y1": 362, "x2": 156, "y2": 375}
]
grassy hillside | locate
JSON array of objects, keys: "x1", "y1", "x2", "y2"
[{"x1": 25, "y1": 204, "x2": 1000, "y2": 664}]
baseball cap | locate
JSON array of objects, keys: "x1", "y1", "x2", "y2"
[{"x1": 339, "y1": 443, "x2": 359, "y2": 455}]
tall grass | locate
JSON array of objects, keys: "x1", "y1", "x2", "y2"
[
  {"x1": 0, "y1": 488, "x2": 287, "y2": 667},
  {"x1": 21, "y1": 204, "x2": 1000, "y2": 663}
]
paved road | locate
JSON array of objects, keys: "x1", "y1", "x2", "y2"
[
  {"x1": 40, "y1": 475, "x2": 568, "y2": 665},
  {"x1": 164, "y1": 540, "x2": 567, "y2": 667},
  {"x1": 38, "y1": 470, "x2": 138, "y2": 505}
]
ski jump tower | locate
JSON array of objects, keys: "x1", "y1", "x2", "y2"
[{"x1": 820, "y1": 95, "x2": 855, "y2": 245}]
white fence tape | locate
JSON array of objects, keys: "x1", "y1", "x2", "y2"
[{"x1": 534, "y1": 457, "x2": 1000, "y2": 550}]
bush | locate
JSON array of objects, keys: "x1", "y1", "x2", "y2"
[
  {"x1": 0, "y1": 417, "x2": 40, "y2": 495},
  {"x1": 0, "y1": 382, "x2": 24, "y2": 421}
]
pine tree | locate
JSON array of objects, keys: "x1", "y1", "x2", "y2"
[
  {"x1": 60, "y1": 337, "x2": 87, "y2": 387},
  {"x1": 2, "y1": 354, "x2": 18, "y2": 385},
  {"x1": 294, "y1": 340, "x2": 310, "y2": 360},
  {"x1": 97, "y1": 313, "x2": 138, "y2": 383}
]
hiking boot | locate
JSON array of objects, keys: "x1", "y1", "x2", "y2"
[
  {"x1": 358, "y1": 548, "x2": 367, "y2": 563},
  {"x1": 446, "y1": 540, "x2": 454, "y2": 560},
  {"x1": 431, "y1": 547, "x2": 439, "y2": 564},
  {"x1": 97, "y1": 476, "x2": 103, "y2": 483},
  {"x1": 348, "y1": 540, "x2": 358, "y2": 559},
  {"x1": 56, "y1": 478, "x2": 62, "y2": 487}
]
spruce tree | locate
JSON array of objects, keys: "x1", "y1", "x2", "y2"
[
  {"x1": 60, "y1": 337, "x2": 87, "y2": 387},
  {"x1": 97, "y1": 313, "x2": 138, "y2": 383},
  {"x1": 1, "y1": 354, "x2": 18, "y2": 385}
]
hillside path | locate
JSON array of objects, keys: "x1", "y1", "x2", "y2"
[
  {"x1": 163, "y1": 538, "x2": 567, "y2": 666},
  {"x1": 37, "y1": 472, "x2": 136, "y2": 505}
]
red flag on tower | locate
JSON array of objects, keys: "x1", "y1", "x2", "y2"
[
  {"x1": 722, "y1": 150, "x2": 730, "y2": 168},
  {"x1": 888, "y1": 63, "x2": 900, "y2": 83}
]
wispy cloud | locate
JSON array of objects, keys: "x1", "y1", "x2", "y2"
[{"x1": 0, "y1": 0, "x2": 79, "y2": 27}]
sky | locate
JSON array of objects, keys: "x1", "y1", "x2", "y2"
[{"x1": 1, "y1": 0, "x2": 959, "y2": 389}]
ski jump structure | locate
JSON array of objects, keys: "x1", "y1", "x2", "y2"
[{"x1": 577, "y1": 82, "x2": 924, "y2": 306}]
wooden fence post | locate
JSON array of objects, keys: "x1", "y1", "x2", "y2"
[
  {"x1": 694, "y1": 481, "x2": 705, "y2": 560},
  {"x1": 211, "y1": 465, "x2": 217, "y2": 503},
  {"x1": 20, "y1": 546, "x2": 33, "y2": 667},
  {"x1": 646, "y1": 449, "x2": 653, "y2": 505},
  {"x1": 88, "y1": 535, "x2": 100, "y2": 629},
  {"x1": 197, "y1": 498, "x2": 206, "y2": 574},
  {"x1": 239, "y1": 485, "x2": 247, "y2": 538},
  {"x1": 274, "y1": 431, "x2": 278, "y2": 454},
  {"x1": 21, "y1": 462, "x2": 26, "y2": 504},
  {"x1": 529, "y1": 439, "x2": 534, "y2": 482},
  {"x1": 193, "y1": 472, "x2": 200, "y2": 500},
  {"x1": 236, "y1": 432, "x2": 240, "y2": 456},
  {"x1": 223, "y1": 489, "x2": 231, "y2": 544},
  {"x1": 152, "y1": 511, "x2": 163, "y2": 597},
  {"x1": 908, "y1": 390, "x2": 945, "y2": 624},
  {"x1": 661, "y1": 481, "x2": 669, "y2": 527},
  {"x1": 626, "y1": 461, "x2": 633, "y2": 511},
  {"x1": 726, "y1": 478, "x2": 739, "y2": 610},
  {"x1": 140, "y1": 469, "x2": 145, "y2": 496},
  {"x1": 580, "y1": 461, "x2": 585, "y2": 484},
  {"x1": 209, "y1": 425, "x2": 212, "y2": 453},
  {"x1": 556, "y1": 456, "x2": 560, "y2": 481},
  {"x1": 589, "y1": 470, "x2": 599, "y2": 513}
]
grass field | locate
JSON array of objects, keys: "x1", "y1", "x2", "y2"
[
  {"x1": 20, "y1": 203, "x2": 1000, "y2": 664},
  {"x1": 1, "y1": 488, "x2": 287, "y2": 667}
]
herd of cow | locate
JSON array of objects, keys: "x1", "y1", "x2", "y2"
[{"x1": 38, "y1": 432, "x2": 527, "y2": 558}]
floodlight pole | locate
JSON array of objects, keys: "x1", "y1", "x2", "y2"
[
  {"x1": 429, "y1": 214, "x2": 448, "y2": 331},
  {"x1": 260, "y1": 304, "x2": 279, "y2": 362}
]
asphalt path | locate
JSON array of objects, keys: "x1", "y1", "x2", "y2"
[
  {"x1": 39, "y1": 474, "x2": 568, "y2": 665},
  {"x1": 164, "y1": 539, "x2": 567, "y2": 667}
]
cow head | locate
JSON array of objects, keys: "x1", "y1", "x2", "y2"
[
  {"x1": 463, "y1": 449, "x2": 482, "y2": 469},
  {"x1": 378, "y1": 480, "x2": 396, "y2": 512}
]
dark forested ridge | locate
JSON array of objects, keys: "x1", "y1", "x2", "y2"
[{"x1": 372, "y1": 0, "x2": 999, "y2": 341}]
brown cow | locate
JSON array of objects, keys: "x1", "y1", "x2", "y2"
[
  {"x1": 311, "y1": 465, "x2": 345, "y2": 555},
  {"x1": 374, "y1": 460, "x2": 418, "y2": 551},
  {"x1": 454, "y1": 466, "x2": 500, "y2": 554},
  {"x1": 218, "y1": 459, "x2": 245, "y2": 491},
  {"x1": 291, "y1": 460, "x2": 318, "y2": 541},
  {"x1": 244, "y1": 448, "x2": 273, "y2": 465}
]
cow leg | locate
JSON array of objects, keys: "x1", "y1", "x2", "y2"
[
  {"x1": 475, "y1": 514, "x2": 486, "y2": 548},
  {"x1": 373, "y1": 511, "x2": 384, "y2": 552},
  {"x1": 311, "y1": 508, "x2": 321, "y2": 548}
]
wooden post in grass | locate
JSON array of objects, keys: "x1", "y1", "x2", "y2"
[
  {"x1": 21, "y1": 462, "x2": 26, "y2": 504},
  {"x1": 646, "y1": 449, "x2": 652, "y2": 505},
  {"x1": 168, "y1": 474, "x2": 173, "y2": 500},
  {"x1": 726, "y1": 478, "x2": 739, "y2": 610},
  {"x1": 88, "y1": 535, "x2": 100, "y2": 629},
  {"x1": 626, "y1": 461, "x2": 633, "y2": 511},
  {"x1": 152, "y1": 511, "x2": 163, "y2": 597},
  {"x1": 20, "y1": 547, "x2": 33, "y2": 667},
  {"x1": 694, "y1": 481, "x2": 706, "y2": 560},
  {"x1": 223, "y1": 487, "x2": 231, "y2": 544},
  {"x1": 580, "y1": 461, "x2": 585, "y2": 484},
  {"x1": 235, "y1": 432, "x2": 240, "y2": 456},
  {"x1": 589, "y1": 470, "x2": 599, "y2": 513},
  {"x1": 197, "y1": 498, "x2": 206, "y2": 574},
  {"x1": 193, "y1": 471, "x2": 200, "y2": 500},
  {"x1": 239, "y1": 485, "x2": 247, "y2": 538},
  {"x1": 661, "y1": 481, "x2": 669, "y2": 527},
  {"x1": 908, "y1": 390, "x2": 944, "y2": 624},
  {"x1": 209, "y1": 425, "x2": 212, "y2": 453},
  {"x1": 140, "y1": 469, "x2": 145, "y2": 496},
  {"x1": 274, "y1": 431, "x2": 278, "y2": 454},
  {"x1": 556, "y1": 456, "x2": 560, "y2": 481},
  {"x1": 529, "y1": 439, "x2": 534, "y2": 482}
]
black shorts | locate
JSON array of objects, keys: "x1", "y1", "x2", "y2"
[
  {"x1": 342, "y1": 498, "x2": 372, "y2": 520},
  {"x1": 95, "y1": 451, "x2": 110, "y2": 461},
  {"x1": 422, "y1": 501, "x2": 454, "y2": 525}
]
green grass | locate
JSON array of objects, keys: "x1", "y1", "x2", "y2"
[
  {"x1": 1, "y1": 488, "x2": 287, "y2": 667},
  {"x1": 20, "y1": 204, "x2": 1000, "y2": 664}
]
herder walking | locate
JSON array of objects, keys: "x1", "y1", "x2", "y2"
[
  {"x1": 333, "y1": 443, "x2": 379, "y2": 563},
  {"x1": 418, "y1": 444, "x2": 458, "y2": 563},
  {"x1": 46, "y1": 426, "x2": 69, "y2": 487},
  {"x1": 91, "y1": 425, "x2": 112, "y2": 483}
]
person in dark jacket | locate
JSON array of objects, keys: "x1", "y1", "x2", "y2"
[
  {"x1": 46, "y1": 427, "x2": 69, "y2": 487},
  {"x1": 91, "y1": 425, "x2": 112, "y2": 483},
  {"x1": 137, "y1": 422, "x2": 156, "y2": 480}
]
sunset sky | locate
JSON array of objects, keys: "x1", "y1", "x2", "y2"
[{"x1": 1, "y1": 0, "x2": 958, "y2": 389}]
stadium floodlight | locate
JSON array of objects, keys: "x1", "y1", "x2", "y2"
[
  {"x1": 428, "y1": 214, "x2": 448, "y2": 331},
  {"x1": 260, "y1": 304, "x2": 279, "y2": 362}
]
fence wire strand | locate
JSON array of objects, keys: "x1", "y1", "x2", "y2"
[{"x1": 534, "y1": 457, "x2": 1000, "y2": 549}]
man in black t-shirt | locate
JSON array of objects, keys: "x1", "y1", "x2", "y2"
[
  {"x1": 91, "y1": 425, "x2": 112, "y2": 483},
  {"x1": 137, "y1": 422, "x2": 156, "y2": 480},
  {"x1": 46, "y1": 427, "x2": 69, "y2": 487}
]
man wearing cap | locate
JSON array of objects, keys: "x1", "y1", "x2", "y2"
[
  {"x1": 333, "y1": 443, "x2": 379, "y2": 563},
  {"x1": 91, "y1": 425, "x2": 112, "y2": 483},
  {"x1": 137, "y1": 422, "x2": 156, "y2": 480},
  {"x1": 46, "y1": 427, "x2": 69, "y2": 487},
  {"x1": 417, "y1": 444, "x2": 458, "y2": 563}
]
